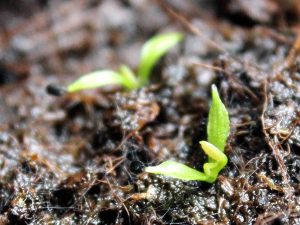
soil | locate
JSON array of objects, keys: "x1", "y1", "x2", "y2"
[{"x1": 0, "y1": 0, "x2": 300, "y2": 224}]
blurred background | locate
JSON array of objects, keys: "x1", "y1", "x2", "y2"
[{"x1": 0, "y1": 0, "x2": 299, "y2": 86}]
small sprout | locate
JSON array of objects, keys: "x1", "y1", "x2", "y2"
[
  {"x1": 145, "y1": 85, "x2": 230, "y2": 183},
  {"x1": 49, "y1": 32, "x2": 183, "y2": 95}
]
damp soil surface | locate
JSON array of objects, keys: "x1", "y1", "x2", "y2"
[{"x1": 0, "y1": 1, "x2": 300, "y2": 224}]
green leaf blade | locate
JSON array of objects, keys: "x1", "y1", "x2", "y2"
[
  {"x1": 200, "y1": 141, "x2": 227, "y2": 163},
  {"x1": 145, "y1": 161, "x2": 209, "y2": 181},
  {"x1": 67, "y1": 70, "x2": 125, "y2": 93},
  {"x1": 138, "y1": 32, "x2": 183, "y2": 86},
  {"x1": 200, "y1": 141, "x2": 228, "y2": 180},
  {"x1": 207, "y1": 85, "x2": 230, "y2": 152}
]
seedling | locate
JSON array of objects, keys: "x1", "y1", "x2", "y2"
[
  {"x1": 64, "y1": 32, "x2": 183, "y2": 93},
  {"x1": 145, "y1": 85, "x2": 230, "y2": 183}
]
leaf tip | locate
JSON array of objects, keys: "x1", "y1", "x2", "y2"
[{"x1": 211, "y1": 84, "x2": 220, "y2": 100}]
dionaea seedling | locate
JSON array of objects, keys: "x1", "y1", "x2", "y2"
[
  {"x1": 47, "y1": 32, "x2": 183, "y2": 95},
  {"x1": 145, "y1": 85, "x2": 230, "y2": 183}
]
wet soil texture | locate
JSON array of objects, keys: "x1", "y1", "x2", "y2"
[{"x1": 0, "y1": 0, "x2": 300, "y2": 224}]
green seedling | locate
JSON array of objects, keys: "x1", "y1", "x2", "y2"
[
  {"x1": 66, "y1": 32, "x2": 183, "y2": 93},
  {"x1": 145, "y1": 85, "x2": 230, "y2": 183}
]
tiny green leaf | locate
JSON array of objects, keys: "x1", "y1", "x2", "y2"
[
  {"x1": 145, "y1": 161, "x2": 209, "y2": 181},
  {"x1": 67, "y1": 70, "x2": 125, "y2": 93},
  {"x1": 200, "y1": 141, "x2": 228, "y2": 181},
  {"x1": 118, "y1": 65, "x2": 139, "y2": 90},
  {"x1": 200, "y1": 141, "x2": 227, "y2": 163},
  {"x1": 138, "y1": 32, "x2": 183, "y2": 86},
  {"x1": 207, "y1": 85, "x2": 230, "y2": 152}
]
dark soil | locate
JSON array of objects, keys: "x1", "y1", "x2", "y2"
[{"x1": 0, "y1": 0, "x2": 300, "y2": 224}]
